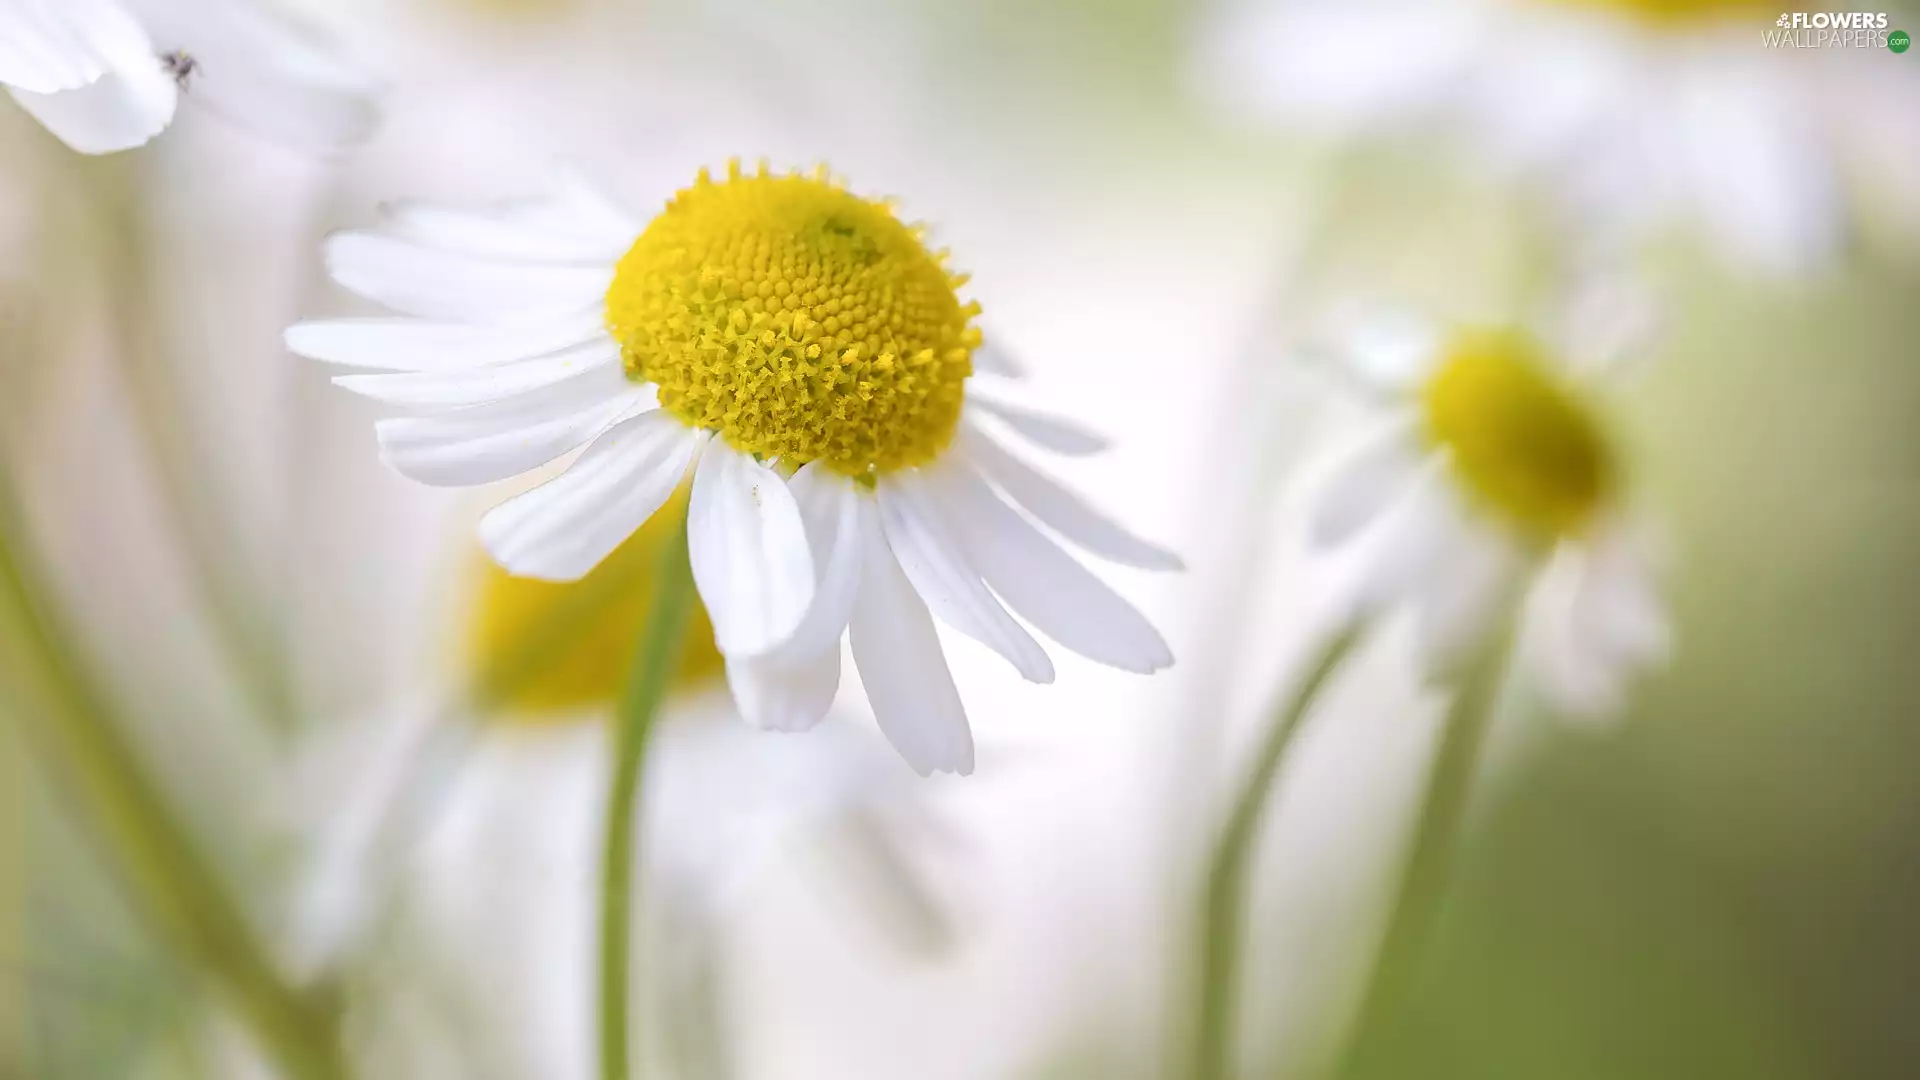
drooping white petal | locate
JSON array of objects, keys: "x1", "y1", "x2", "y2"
[
  {"x1": 285, "y1": 312, "x2": 609, "y2": 373},
  {"x1": 958, "y1": 423, "x2": 1184, "y2": 571},
  {"x1": 373, "y1": 363, "x2": 644, "y2": 487},
  {"x1": 965, "y1": 392, "x2": 1111, "y2": 456},
  {"x1": 725, "y1": 647, "x2": 841, "y2": 734},
  {"x1": 1526, "y1": 517, "x2": 1670, "y2": 718},
  {"x1": 6, "y1": 0, "x2": 176, "y2": 154},
  {"x1": 0, "y1": 0, "x2": 111, "y2": 94},
  {"x1": 876, "y1": 472, "x2": 1054, "y2": 685},
  {"x1": 1577, "y1": 521, "x2": 1670, "y2": 671},
  {"x1": 323, "y1": 232, "x2": 612, "y2": 323},
  {"x1": 718, "y1": 465, "x2": 870, "y2": 733},
  {"x1": 765, "y1": 463, "x2": 867, "y2": 665},
  {"x1": 477, "y1": 410, "x2": 703, "y2": 581},
  {"x1": 332, "y1": 338, "x2": 621, "y2": 409},
  {"x1": 929, "y1": 457, "x2": 1172, "y2": 674},
  {"x1": 686, "y1": 443, "x2": 816, "y2": 658},
  {"x1": 1307, "y1": 415, "x2": 1425, "y2": 549},
  {"x1": 850, "y1": 513, "x2": 974, "y2": 777}
]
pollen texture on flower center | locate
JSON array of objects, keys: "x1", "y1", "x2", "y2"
[
  {"x1": 1420, "y1": 328, "x2": 1616, "y2": 541},
  {"x1": 605, "y1": 162, "x2": 982, "y2": 476}
]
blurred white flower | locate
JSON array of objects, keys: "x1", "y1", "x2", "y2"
[
  {"x1": 286, "y1": 698, "x2": 964, "y2": 1076},
  {"x1": 1196, "y1": 0, "x2": 1920, "y2": 275},
  {"x1": 0, "y1": 0, "x2": 378, "y2": 154},
  {"x1": 287, "y1": 161, "x2": 1178, "y2": 775},
  {"x1": 1303, "y1": 282, "x2": 1670, "y2": 715}
]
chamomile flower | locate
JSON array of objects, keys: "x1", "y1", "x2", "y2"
[
  {"x1": 1, "y1": 0, "x2": 378, "y2": 154},
  {"x1": 1196, "y1": 0, "x2": 1920, "y2": 274},
  {"x1": 289, "y1": 161, "x2": 1179, "y2": 775},
  {"x1": 1305, "y1": 286, "x2": 1670, "y2": 715}
]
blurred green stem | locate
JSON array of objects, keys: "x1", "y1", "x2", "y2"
[
  {"x1": 1331, "y1": 628, "x2": 1514, "y2": 1080},
  {"x1": 598, "y1": 506, "x2": 696, "y2": 1080},
  {"x1": 0, "y1": 516, "x2": 349, "y2": 1080},
  {"x1": 80, "y1": 156, "x2": 298, "y2": 734},
  {"x1": 1194, "y1": 624, "x2": 1362, "y2": 1080}
]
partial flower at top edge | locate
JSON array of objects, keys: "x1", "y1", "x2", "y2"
[{"x1": 1, "y1": 0, "x2": 380, "y2": 154}]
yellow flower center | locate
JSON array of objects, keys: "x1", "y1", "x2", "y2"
[
  {"x1": 1540, "y1": 0, "x2": 1772, "y2": 25},
  {"x1": 467, "y1": 491, "x2": 722, "y2": 718},
  {"x1": 605, "y1": 162, "x2": 982, "y2": 477},
  {"x1": 1419, "y1": 328, "x2": 1616, "y2": 542}
]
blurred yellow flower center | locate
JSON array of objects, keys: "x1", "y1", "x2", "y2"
[
  {"x1": 1542, "y1": 0, "x2": 1772, "y2": 24},
  {"x1": 605, "y1": 161, "x2": 982, "y2": 477},
  {"x1": 467, "y1": 494, "x2": 723, "y2": 718},
  {"x1": 1420, "y1": 328, "x2": 1615, "y2": 541}
]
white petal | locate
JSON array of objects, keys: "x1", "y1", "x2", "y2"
[
  {"x1": 332, "y1": 337, "x2": 620, "y2": 409},
  {"x1": 965, "y1": 392, "x2": 1111, "y2": 456},
  {"x1": 970, "y1": 343, "x2": 1025, "y2": 379},
  {"x1": 374, "y1": 363, "x2": 643, "y2": 487},
  {"x1": 285, "y1": 312, "x2": 608, "y2": 373},
  {"x1": 1195, "y1": 4, "x2": 1485, "y2": 134},
  {"x1": 117, "y1": 0, "x2": 381, "y2": 152},
  {"x1": 478, "y1": 411, "x2": 702, "y2": 581},
  {"x1": 725, "y1": 647, "x2": 841, "y2": 734},
  {"x1": 7, "y1": 0, "x2": 176, "y2": 155},
  {"x1": 958, "y1": 423, "x2": 1183, "y2": 571},
  {"x1": 0, "y1": 0, "x2": 112, "y2": 93},
  {"x1": 929, "y1": 458, "x2": 1171, "y2": 674},
  {"x1": 1579, "y1": 524, "x2": 1670, "y2": 670},
  {"x1": 687, "y1": 444, "x2": 816, "y2": 658},
  {"x1": 1308, "y1": 415, "x2": 1425, "y2": 549},
  {"x1": 850, "y1": 515, "x2": 974, "y2": 777},
  {"x1": 1407, "y1": 508, "x2": 1520, "y2": 669},
  {"x1": 763, "y1": 463, "x2": 867, "y2": 665},
  {"x1": 1549, "y1": 274, "x2": 1662, "y2": 379},
  {"x1": 323, "y1": 232, "x2": 611, "y2": 323},
  {"x1": 876, "y1": 472, "x2": 1054, "y2": 685},
  {"x1": 1332, "y1": 310, "x2": 1444, "y2": 395},
  {"x1": 1530, "y1": 519, "x2": 1670, "y2": 719},
  {"x1": 1672, "y1": 59, "x2": 1840, "y2": 275},
  {"x1": 549, "y1": 164, "x2": 645, "y2": 245},
  {"x1": 380, "y1": 199, "x2": 628, "y2": 263}
]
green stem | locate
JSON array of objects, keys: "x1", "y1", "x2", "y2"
[
  {"x1": 1331, "y1": 631, "x2": 1514, "y2": 1080},
  {"x1": 1194, "y1": 624, "x2": 1363, "y2": 1080},
  {"x1": 0, "y1": 517, "x2": 348, "y2": 1080},
  {"x1": 598, "y1": 507, "x2": 696, "y2": 1080}
]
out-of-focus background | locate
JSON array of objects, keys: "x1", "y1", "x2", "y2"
[{"x1": 3, "y1": 1, "x2": 1918, "y2": 1078}]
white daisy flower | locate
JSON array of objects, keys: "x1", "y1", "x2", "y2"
[
  {"x1": 1304, "y1": 284, "x2": 1671, "y2": 716},
  {"x1": 288, "y1": 161, "x2": 1179, "y2": 775},
  {"x1": 1196, "y1": 0, "x2": 1920, "y2": 275},
  {"x1": 1, "y1": 0, "x2": 378, "y2": 154}
]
